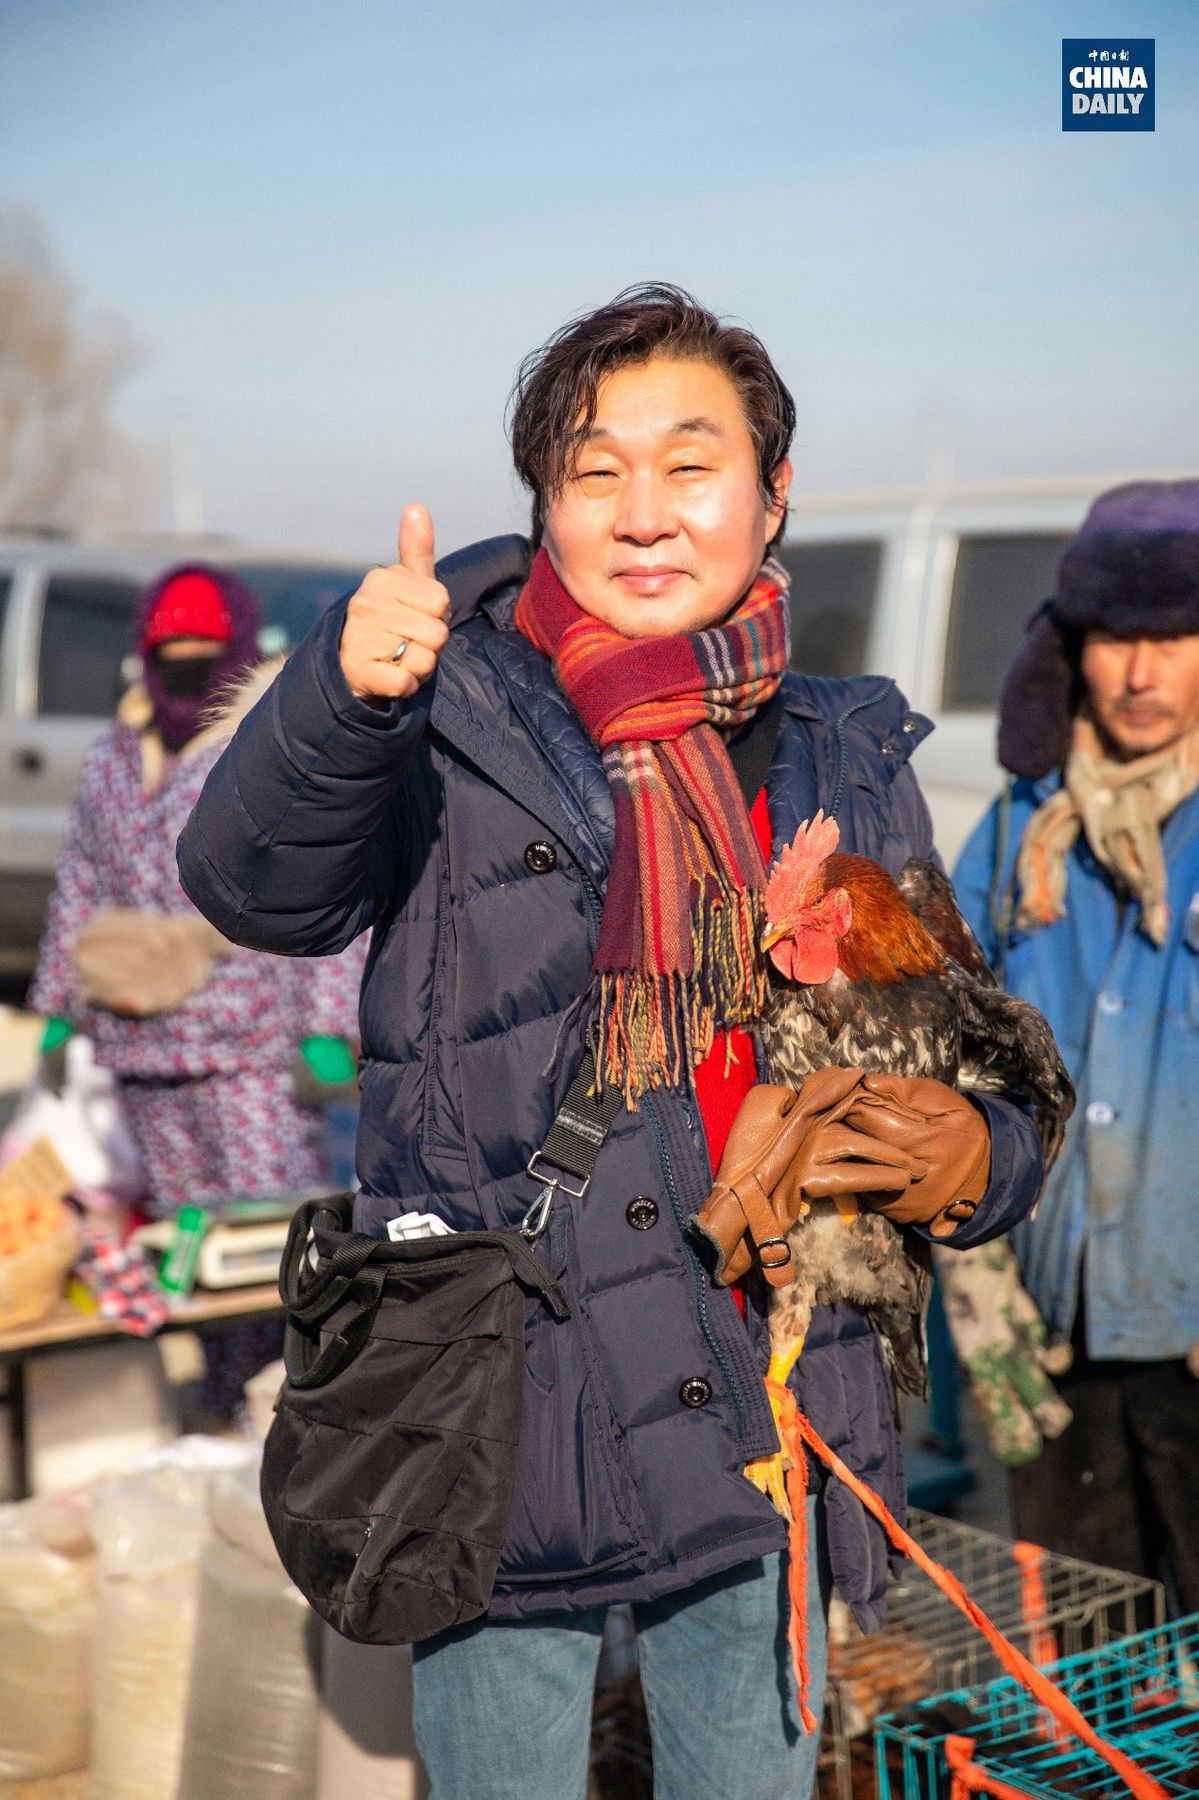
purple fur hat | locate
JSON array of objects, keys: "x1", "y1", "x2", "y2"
[{"x1": 997, "y1": 481, "x2": 1199, "y2": 778}]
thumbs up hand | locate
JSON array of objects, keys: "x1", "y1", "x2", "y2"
[{"x1": 339, "y1": 505, "x2": 452, "y2": 700}]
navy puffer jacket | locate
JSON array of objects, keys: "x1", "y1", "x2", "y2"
[{"x1": 178, "y1": 536, "x2": 1041, "y2": 1630}]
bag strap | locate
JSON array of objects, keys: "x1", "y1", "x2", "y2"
[
  {"x1": 520, "y1": 1045, "x2": 624, "y2": 1240},
  {"x1": 277, "y1": 1191, "x2": 365, "y2": 1320},
  {"x1": 280, "y1": 1045, "x2": 623, "y2": 1285},
  {"x1": 281, "y1": 1232, "x2": 572, "y2": 1390},
  {"x1": 283, "y1": 1264, "x2": 387, "y2": 1388},
  {"x1": 277, "y1": 1047, "x2": 620, "y2": 1388},
  {"x1": 278, "y1": 1192, "x2": 577, "y2": 1392}
]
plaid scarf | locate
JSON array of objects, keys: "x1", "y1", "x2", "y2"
[
  {"x1": 1016, "y1": 713, "x2": 1199, "y2": 947},
  {"x1": 514, "y1": 548, "x2": 791, "y2": 1104}
]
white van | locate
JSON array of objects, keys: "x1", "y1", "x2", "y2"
[
  {"x1": 778, "y1": 480, "x2": 1122, "y2": 864},
  {"x1": 0, "y1": 534, "x2": 363, "y2": 971}
]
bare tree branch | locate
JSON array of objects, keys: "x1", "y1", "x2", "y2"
[{"x1": 0, "y1": 208, "x2": 151, "y2": 535}]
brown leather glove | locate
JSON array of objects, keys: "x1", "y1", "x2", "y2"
[
  {"x1": 689, "y1": 1067, "x2": 921, "y2": 1287},
  {"x1": 844, "y1": 1074, "x2": 991, "y2": 1238}
]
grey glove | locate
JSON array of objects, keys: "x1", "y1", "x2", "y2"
[{"x1": 932, "y1": 1238, "x2": 1073, "y2": 1467}]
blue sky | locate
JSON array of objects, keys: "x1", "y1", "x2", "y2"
[{"x1": 1, "y1": 0, "x2": 1196, "y2": 558}]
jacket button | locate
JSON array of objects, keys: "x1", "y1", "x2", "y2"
[
  {"x1": 679, "y1": 1377, "x2": 712, "y2": 1408},
  {"x1": 625, "y1": 1196, "x2": 659, "y2": 1230},
  {"x1": 524, "y1": 841, "x2": 557, "y2": 874}
]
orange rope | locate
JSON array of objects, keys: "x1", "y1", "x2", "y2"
[
  {"x1": 766, "y1": 1381, "x2": 1169, "y2": 1800},
  {"x1": 780, "y1": 1414, "x2": 818, "y2": 1732},
  {"x1": 945, "y1": 1734, "x2": 1042, "y2": 1800},
  {"x1": 1012, "y1": 1541, "x2": 1059, "y2": 1669},
  {"x1": 1012, "y1": 1541, "x2": 1066, "y2": 1747}
]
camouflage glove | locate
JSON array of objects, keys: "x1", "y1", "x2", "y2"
[{"x1": 932, "y1": 1238, "x2": 1073, "y2": 1467}]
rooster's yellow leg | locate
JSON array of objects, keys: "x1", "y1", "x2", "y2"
[{"x1": 744, "y1": 1339, "x2": 805, "y2": 1519}]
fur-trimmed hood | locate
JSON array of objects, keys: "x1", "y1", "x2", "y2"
[
  {"x1": 119, "y1": 657, "x2": 284, "y2": 791},
  {"x1": 998, "y1": 481, "x2": 1199, "y2": 779},
  {"x1": 204, "y1": 656, "x2": 286, "y2": 739}
]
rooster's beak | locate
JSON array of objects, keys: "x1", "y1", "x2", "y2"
[{"x1": 761, "y1": 922, "x2": 786, "y2": 951}]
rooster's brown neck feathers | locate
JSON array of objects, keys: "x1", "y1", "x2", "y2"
[{"x1": 822, "y1": 855, "x2": 946, "y2": 987}]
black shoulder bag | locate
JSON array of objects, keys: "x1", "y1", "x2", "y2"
[{"x1": 260, "y1": 1051, "x2": 622, "y2": 1645}]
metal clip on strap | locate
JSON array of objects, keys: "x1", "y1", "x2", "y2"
[
  {"x1": 520, "y1": 1186, "x2": 556, "y2": 1243},
  {"x1": 521, "y1": 1049, "x2": 623, "y2": 1241}
]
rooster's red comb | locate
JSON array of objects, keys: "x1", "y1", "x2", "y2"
[{"x1": 766, "y1": 811, "x2": 841, "y2": 905}]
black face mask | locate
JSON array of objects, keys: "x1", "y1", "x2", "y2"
[{"x1": 153, "y1": 653, "x2": 223, "y2": 699}]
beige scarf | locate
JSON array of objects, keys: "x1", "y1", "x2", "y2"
[{"x1": 1016, "y1": 715, "x2": 1199, "y2": 945}]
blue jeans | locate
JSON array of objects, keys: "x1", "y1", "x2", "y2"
[{"x1": 411, "y1": 1497, "x2": 832, "y2": 1799}]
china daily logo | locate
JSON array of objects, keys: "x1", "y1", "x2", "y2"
[{"x1": 1063, "y1": 40, "x2": 1155, "y2": 131}]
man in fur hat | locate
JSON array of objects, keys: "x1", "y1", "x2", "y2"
[{"x1": 953, "y1": 480, "x2": 1199, "y2": 1610}]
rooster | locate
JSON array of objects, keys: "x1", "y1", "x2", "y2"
[{"x1": 744, "y1": 811, "x2": 1073, "y2": 1510}]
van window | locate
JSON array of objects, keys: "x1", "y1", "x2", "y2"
[
  {"x1": 779, "y1": 540, "x2": 881, "y2": 677},
  {"x1": 942, "y1": 533, "x2": 1072, "y2": 709},
  {"x1": 38, "y1": 575, "x2": 141, "y2": 717},
  {"x1": 232, "y1": 563, "x2": 363, "y2": 655}
]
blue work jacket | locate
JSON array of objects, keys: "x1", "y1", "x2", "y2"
[
  {"x1": 955, "y1": 777, "x2": 1199, "y2": 1362},
  {"x1": 178, "y1": 535, "x2": 1042, "y2": 1629}
]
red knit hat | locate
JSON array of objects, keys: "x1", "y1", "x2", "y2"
[{"x1": 140, "y1": 570, "x2": 234, "y2": 652}]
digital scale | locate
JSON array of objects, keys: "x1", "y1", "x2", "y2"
[{"x1": 133, "y1": 1189, "x2": 345, "y2": 1291}]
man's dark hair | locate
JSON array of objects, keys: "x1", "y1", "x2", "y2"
[{"x1": 508, "y1": 282, "x2": 796, "y2": 539}]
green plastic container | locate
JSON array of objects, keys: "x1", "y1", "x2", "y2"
[{"x1": 158, "y1": 1205, "x2": 210, "y2": 1299}]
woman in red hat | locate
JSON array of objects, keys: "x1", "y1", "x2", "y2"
[{"x1": 29, "y1": 564, "x2": 365, "y2": 1423}]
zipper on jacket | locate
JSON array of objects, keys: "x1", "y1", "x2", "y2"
[
  {"x1": 828, "y1": 680, "x2": 896, "y2": 821},
  {"x1": 579, "y1": 867, "x2": 603, "y2": 948},
  {"x1": 644, "y1": 1096, "x2": 748, "y2": 1438},
  {"x1": 421, "y1": 833, "x2": 454, "y2": 1149}
]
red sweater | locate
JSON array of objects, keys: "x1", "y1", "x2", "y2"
[{"x1": 690, "y1": 788, "x2": 772, "y2": 1315}]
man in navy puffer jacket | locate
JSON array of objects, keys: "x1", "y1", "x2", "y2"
[{"x1": 178, "y1": 285, "x2": 1043, "y2": 1799}]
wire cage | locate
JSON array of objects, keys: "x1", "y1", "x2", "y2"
[
  {"x1": 821, "y1": 1509, "x2": 1164, "y2": 1800},
  {"x1": 874, "y1": 1613, "x2": 1199, "y2": 1799}
]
